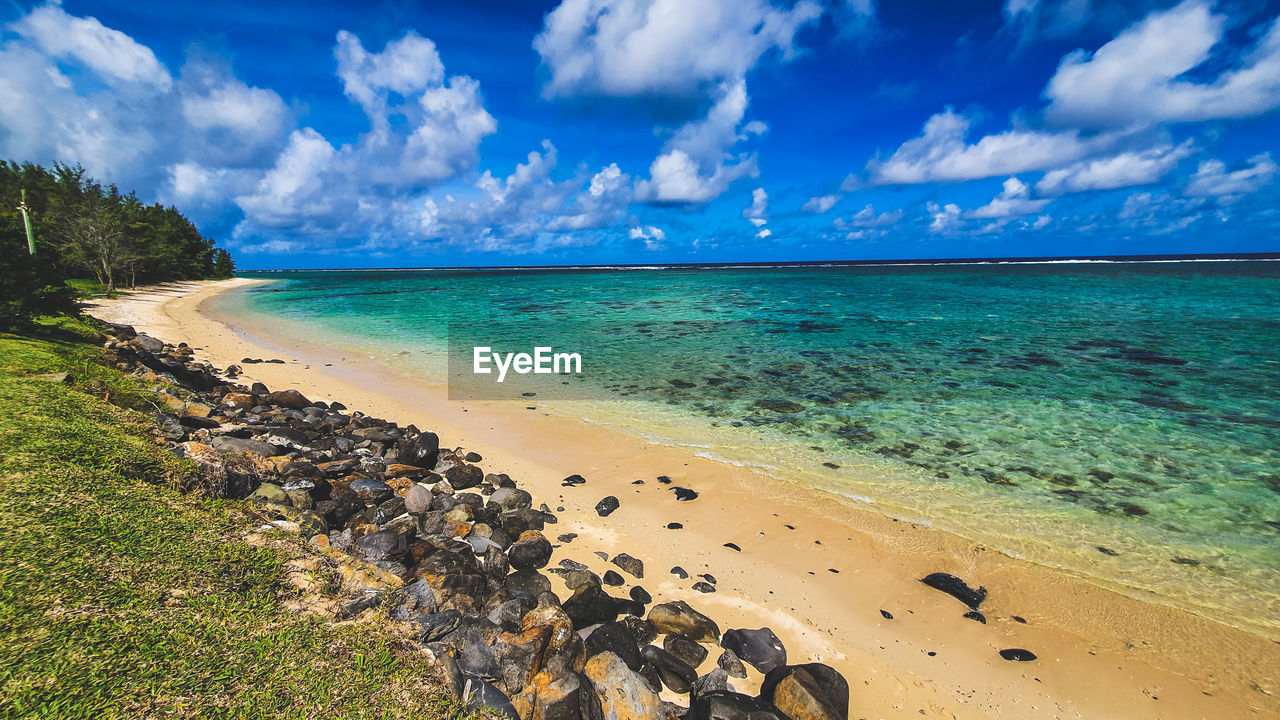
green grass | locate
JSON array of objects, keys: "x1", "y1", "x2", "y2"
[
  {"x1": 0, "y1": 318, "x2": 472, "y2": 719},
  {"x1": 65, "y1": 279, "x2": 114, "y2": 300}
]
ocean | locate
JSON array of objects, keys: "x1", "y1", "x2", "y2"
[{"x1": 221, "y1": 260, "x2": 1280, "y2": 633}]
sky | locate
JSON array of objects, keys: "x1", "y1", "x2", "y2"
[{"x1": 1, "y1": 0, "x2": 1278, "y2": 269}]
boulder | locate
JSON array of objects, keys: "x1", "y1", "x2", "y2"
[
  {"x1": 248, "y1": 482, "x2": 288, "y2": 506},
  {"x1": 664, "y1": 634, "x2": 708, "y2": 667},
  {"x1": 510, "y1": 669, "x2": 590, "y2": 720},
  {"x1": 688, "y1": 691, "x2": 788, "y2": 720},
  {"x1": 758, "y1": 664, "x2": 849, "y2": 720},
  {"x1": 648, "y1": 601, "x2": 720, "y2": 643},
  {"x1": 134, "y1": 333, "x2": 165, "y2": 352},
  {"x1": 920, "y1": 572, "x2": 987, "y2": 610},
  {"x1": 583, "y1": 651, "x2": 660, "y2": 720},
  {"x1": 717, "y1": 650, "x2": 748, "y2": 679},
  {"x1": 353, "y1": 529, "x2": 407, "y2": 562},
  {"x1": 506, "y1": 569, "x2": 554, "y2": 600},
  {"x1": 641, "y1": 645, "x2": 697, "y2": 694},
  {"x1": 595, "y1": 496, "x2": 620, "y2": 517},
  {"x1": 509, "y1": 531, "x2": 553, "y2": 570},
  {"x1": 585, "y1": 622, "x2": 643, "y2": 671},
  {"x1": 398, "y1": 431, "x2": 441, "y2": 468},
  {"x1": 721, "y1": 628, "x2": 786, "y2": 674},
  {"x1": 447, "y1": 463, "x2": 485, "y2": 490},
  {"x1": 459, "y1": 673, "x2": 521, "y2": 720},
  {"x1": 562, "y1": 582, "x2": 640, "y2": 630},
  {"x1": 350, "y1": 478, "x2": 394, "y2": 504},
  {"x1": 269, "y1": 389, "x2": 312, "y2": 410},
  {"x1": 490, "y1": 487, "x2": 534, "y2": 511},
  {"x1": 211, "y1": 436, "x2": 277, "y2": 457},
  {"x1": 611, "y1": 553, "x2": 643, "y2": 579},
  {"x1": 404, "y1": 484, "x2": 434, "y2": 514},
  {"x1": 692, "y1": 669, "x2": 733, "y2": 699}
]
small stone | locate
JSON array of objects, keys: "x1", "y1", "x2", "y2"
[
  {"x1": 999, "y1": 648, "x2": 1038, "y2": 662},
  {"x1": 692, "y1": 582, "x2": 715, "y2": 593},
  {"x1": 596, "y1": 496, "x2": 620, "y2": 517},
  {"x1": 603, "y1": 570, "x2": 626, "y2": 586},
  {"x1": 612, "y1": 553, "x2": 644, "y2": 578},
  {"x1": 717, "y1": 650, "x2": 748, "y2": 679}
]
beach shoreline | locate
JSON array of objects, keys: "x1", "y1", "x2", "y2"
[{"x1": 86, "y1": 278, "x2": 1280, "y2": 720}]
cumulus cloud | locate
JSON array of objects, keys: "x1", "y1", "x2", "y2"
[
  {"x1": 12, "y1": 1, "x2": 171, "y2": 90},
  {"x1": 834, "y1": 203, "x2": 903, "y2": 230},
  {"x1": 1036, "y1": 141, "x2": 1194, "y2": 195},
  {"x1": 630, "y1": 224, "x2": 667, "y2": 250},
  {"x1": 1184, "y1": 153, "x2": 1278, "y2": 197},
  {"x1": 927, "y1": 202, "x2": 962, "y2": 233},
  {"x1": 1045, "y1": 1, "x2": 1280, "y2": 128},
  {"x1": 968, "y1": 176, "x2": 1051, "y2": 218},
  {"x1": 802, "y1": 194, "x2": 841, "y2": 213},
  {"x1": 865, "y1": 108, "x2": 1117, "y2": 185},
  {"x1": 533, "y1": 0, "x2": 822, "y2": 99},
  {"x1": 742, "y1": 187, "x2": 769, "y2": 226},
  {"x1": 756, "y1": 228, "x2": 773, "y2": 239}
]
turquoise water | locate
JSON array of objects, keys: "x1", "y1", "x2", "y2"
[{"x1": 228, "y1": 262, "x2": 1280, "y2": 631}]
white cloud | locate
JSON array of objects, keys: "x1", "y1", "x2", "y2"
[
  {"x1": 834, "y1": 203, "x2": 903, "y2": 230},
  {"x1": 12, "y1": 2, "x2": 172, "y2": 90},
  {"x1": 1036, "y1": 140, "x2": 1194, "y2": 195},
  {"x1": 969, "y1": 176, "x2": 1051, "y2": 218},
  {"x1": 802, "y1": 194, "x2": 840, "y2": 213},
  {"x1": 927, "y1": 202, "x2": 961, "y2": 233},
  {"x1": 534, "y1": 0, "x2": 822, "y2": 99},
  {"x1": 1032, "y1": 214, "x2": 1052, "y2": 229},
  {"x1": 1045, "y1": 1, "x2": 1280, "y2": 127},
  {"x1": 630, "y1": 224, "x2": 667, "y2": 250},
  {"x1": 743, "y1": 187, "x2": 768, "y2": 219},
  {"x1": 334, "y1": 30, "x2": 444, "y2": 116},
  {"x1": 866, "y1": 108, "x2": 1116, "y2": 185},
  {"x1": 1185, "y1": 153, "x2": 1278, "y2": 197},
  {"x1": 756, "y1": 228, "x2": 773, "y2": 239}
]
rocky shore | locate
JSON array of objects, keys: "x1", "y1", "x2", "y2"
[{"x1": 99, "y1": 321, "x2": 851, "y2": 720}]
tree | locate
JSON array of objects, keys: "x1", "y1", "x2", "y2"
[
  {"x1": 212, "y1": 248, "x2": 235, "y2": 278},
  {"x1": 63, "y1": 192, "x2": 129, "y2": 294}
]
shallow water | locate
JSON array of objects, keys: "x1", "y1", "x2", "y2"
[{"x1": 227, "y1": 261, "x2": 1280, "y2": 632}]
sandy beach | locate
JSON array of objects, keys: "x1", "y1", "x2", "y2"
[{"x1": 86, "y1": 278, "x2": 1280, "y2": 720}]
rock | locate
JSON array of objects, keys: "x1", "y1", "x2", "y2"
[
  {"x1": 717, "y1": 650, "x2": 748, "y2": 679},
  {"x1": 583, "y1": 651, "x2": 660, "y2": 720},
  {"x1": 586, "y1": 622, "x2": 643, "y2": 671},
  {"x1": 386, "y1": 463, "x2": 431, "y2": 478},
  {"x1": 628, "y1": 586, "x2": 651, "y2": 606},
  {"x1": 557, "y1": 533, "x2": 578, "y2": 543},
  {"x1": 398, "y1": 431, "x2": 440, "y2": 468},
  {"x1": 506, "y1": 569, "x2": 554, "y2": 599},
  {"x1": 664, "y1": 634, "x2": 708, "y2": 667},
  {"x1": 688, "y1": 691, "x2": 788, "y2": 720},
  {"x1": 500, "y1": 508, "x2": 547, "y2": 538},
  {"x1": 611, "y1": 553, "x2": 643, "y2": 579},
  {"x1": 459, "y1": 673, "x2": 521, "y2": 720},
  {"x1": 353, "y1": 529, "x2": 407, "y2": 562},
  {"x1": 722, "y1": 628, "x2": 786, "y2": 674},
  {"x1": 134, "y1": 333, "x2": 165, "y2": 352},
  {"x1": 404, "y1": 484, "x2": 434, "y2": 514},
  {"x1": 595, "y1": 496, "x2": 620, "y2": 517},
  {"x1": 621, "y1": 616, "x2": 658, "y2": 646},
  {"x1": 562, "y1": 582, "x2": 639, "y2": 630},
  {"x1": 671, "y1": 566, "x2": 689, "y2": 579},
  {"x1": 490, "y1": 487, "x2": 534, "y2": 511},
  {"x1": 641, "y1": 644, "x2": 697, "y2": 694},
  {"x1": 211, "y1": 436, "x2": 277, "y2": 457},
  {"x1": 602, "y1": 570, "x2": 625, "y2": 587},
  {"x1": 920, "y1": 572, "x2": 987, "y2": 609},
  {"x1": 692, "y1": 582, "x2": 715, "y2": 594},
  {"x1": 269, "y1": 389, "x2": 312, "y2": 410},
  {"x1": 649, "y1": 601, "x2": 720, "y2": 643},
  {"x1": 671, "y1": 487, "x2": 699, "y2": 502},
  {"x1": 510, "y1": 669, "x2": 589, "y2": 720},
  {"x1": 691, "y1": 669, "x2": 733, "y2": 699},
  {"x1": 562, "y1": 474, "x2": 587, "y2": 487},
  {"x1": 460, "y1": 626, "x2": 501, "y2": 680},
  {"x1": 483, "y1": 546, "x2": 510, "y2": 579},
  {"x1": 509, "y1": 531, "x2": 553, "y2": 570},
  {"x1": 488, "y1": 598, "x2": 530, "y2": 633},
  {"x1": 350, "y1": 478, "x2": 394, "y2": 503},
  {"x1": 962, "y1": 611, "x2": 986, "y2": 624},
  {"x1": 999, "y1": 648, "x2": 1037, "y2": 661},
  {"x1": 248, "y1": 483, "x2": 288, "y2": 505},
  {"x1": 879, "y1": 610, "x2": 893, "y2": 620},
  {"x1": 759, "y1": 664, "x2": 849, "y2": 720},
  {"x1": 447, "y1": 463, "x2": 485, "y2": 490},
  {"x1": 413, "y1": 609, "x2": 464, "y2": 642}
]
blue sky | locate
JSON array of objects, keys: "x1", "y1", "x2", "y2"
[{"x1": 2, "y1": 0, "x2": 1278, "y2": 269}]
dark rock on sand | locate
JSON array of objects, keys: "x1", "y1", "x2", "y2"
[
  {"x1": 667, "y1": 522, "x2": 683, "y2": 530},
  {"x1": 657, "y1": 476, "x2": 672, "y2": 484},
  {"x1": 612, "y1": 553, "x2": 643, "y2": 578},
  {"x1": 963, "y1": 611, "x2": 986, "y2": 624},
  {"x1": 879, "y1": 610, "x2": 893, "y2": 620},
  {"x1": 920, "y1": 572, "x2": 987, "y2": 609},
  {"x1": 999, "y1": 648, "x2": 1038, "y2": 661},
  {"x1": 603, "y1": 570, "x2": 626, "y2": 587},
  {"x1": 648, "y1": 601, "x2": 720, "y2": 643},
  {"x1": 508, "y1": 531, "x2": 553, "y2": 570},
  {"x1": 587, "y1": 621, "x2": 644, "y2": 671},
  {"x1": 689, "y1": 691, "x2": 788, "y2": 720},
  {"x1": 759, "y1": 663, "x2": 850, "y2": 720},
  {"x1": 562, "y1": 474, "x2": 587, "y2": 487},
  {"x1": 628, "y1": 586, "x2": 651, "y2": 605},
  {"x1": 562, "y1": 582, "x2": 638, "y2": 629},
  {"x1": 595, "y1": 496, "x2": 620, "y2": 517},
  {"x1": 672, "y1": 487, "x2": 699, "y2": 501},
  {"x1": 723, "y1": 543, "x2": 741, "y2": 552},
  {"x1": 692, "y1": 582, "x2": 716, "y2": 594},
  {"x1": 505, "y1": 569, "x2": 553, "y2": 599},
  {"x1": 269, "y1": 389, "x2": 311, "y2": 410},
  {"x1": 641, "y1": 644, "x2": 698, "y2": 694},
  {"x1": 621, "y1": 615, "x2": 659, "y2": 646},
  {"x1": 397, "y1": 431, "x2": 440, "y2": 468},
  {"x1": 722, "y1": 627, "x2": 786, "y2": 674},
  {"x1": 691, "y1": 669, "x2": 733, "y2": 699},
  {"x1": 557, "y1": 533, "x2": 578, "y2": 543},
  {"x1": 671, "y1": 566, "x2": 689, "y2": 579},
  {"x1": 717, "y1": 650, "x2": 748, "y2": 679},
  {"x1": 446, "y1": 463, "x2": 485, "y2": 490},
  {"x1": 664, "y1": 634, "x2": 709, "y2": 667}
]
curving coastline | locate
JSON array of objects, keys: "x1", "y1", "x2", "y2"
[{"x1": 86, "y1": 278, "x2": 1280, "y2": 720}]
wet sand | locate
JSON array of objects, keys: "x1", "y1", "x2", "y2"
[{"x1": 86, "y1": 278, "x2": 1280, "y2": 720}]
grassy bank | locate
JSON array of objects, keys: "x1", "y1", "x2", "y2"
[{"x1": 0, "y1": 317, "x2": 468, "y2": 719}]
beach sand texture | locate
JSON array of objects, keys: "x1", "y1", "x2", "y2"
[{"x1": 86, "y1": 278, "x2": 1280, "y2": 720}]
